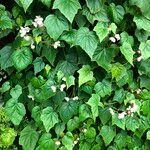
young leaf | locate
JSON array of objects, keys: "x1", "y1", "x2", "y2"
[
  {"x1": 19, "y1": 126, "x2": 39, "y2": 150},
  {"x1": 85, "y1": 0, "x2": 102, "y2": 14},
  {"x1": 62, "y1": 132, "x2": 74, "y2": 150},
  {"x1": 38, "y1": 133, "x2": 56, "y2": 150},
  {"x1": 120, "y1": 42, "x2": 135, "y2": 65},
  {"x1": 94, "y1": 79, "x2": 112, "y2": 97},
  {"x1": 10, "y1": 85, "x2": 22, "y2": 99},
  {"x1": 75, "y1": 27, "x2": 98, "y2": 58},
  {"x1": 78, "y1": 65, "x2": 93, "y2": 87},
  {"x1": 139, "y1": 40, "x2": 150, "y2": 60},
  {"x1": 12, "y1": 47, "x2": 33, "y2": 71},
  {"x1": 59, "y1": 101, "x2": 79, "y2": 123},
  {"x1": 67, "y1": 117, "x2": 79, "y2": 132},
  {"x1": 19, "y1": 0, "x2": 33, "y2": 12},
  {"x1": 53, "y1": 0, "x2": 81, "y2": 23},
  {"x1": 0, "y1": 46, "x2": 13, "y2": 70},
  {"x1": 87, "y1": 94, "x2": 100, "y2": 122},
  {"x1": 100, "y1": 125, "x2": 116, "y2": 146},
  {"x1": 5, "y1": 98, "x2": 26, "y2": 125},
  {"x1": 94, "y1": 22, "x2": 109, "y2": 42},
  {"x1": 44, "y1": 14, "x2": 69, "y2": 40},
  {"x1": 41, "y1": 107, "x2": 59, "y2": 132},
  {"x1": 33, "y1": 57, "x2": 45, "y2": 75},
  {"x1": 125, "y1": 116, "x2": 139, "y2": 132}
]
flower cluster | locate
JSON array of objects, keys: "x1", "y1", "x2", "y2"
[
  {"x1": 109, "y1": 102, "x2": 139, "y2": 119},
  {"x1": 136, "y1": 50, "x2": 143, "y2": 62},
  {"x1": 64, "y1": 96, "x2": 79, "y2": 102},
  {"x1": 32, "y1": 16, "x2": 44, "y2": 28},
  {"x1": 53, "y1": 41, "x2": 61, "y2": 49},
  {"x1": 109, "y1": 34, "x2": 121, "y2": 43},
  {"x1": 19, "y1": 26, "x2": 30, "y2": 38}
]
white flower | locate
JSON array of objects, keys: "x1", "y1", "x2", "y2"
[
  {"x1": 137, "y1": 50, "x2": 141, "y2": 54},
  {"x1": 65, "y1": 97, "x2": 70, "y2": 101},
  {"x1": 31, "y1": 43, "x2": 35, "y2": 49},
  {"x1": 130, "y1": 103, "x2": 138, "y2": 113},
  {"x1": 109, "y1": 37, "x2": 116, "y2": 43},
  {"x1": 137, "y1": 56, "x2": 142, "y2": 62},
  {"x1": 136, "y1": 89, "x2": 141, "y2": 94},
  {"x1": 118, "y1": 112, "x2": 126, "y2": 119},
  {"x1": 74, "y1": 140, "x2": 78, "y2": 144},
  {"x1": 62, "y1": 77, "x2": 66, "y2": 81},
  {"x1": 19, "y1": 26, "x2": 30, "y2": 37},
  {"x1": 114, "y1": 34, "x2": 121, "y2": 41},
  {"x1": 55, "y1": 140, "x2": 61, "y2": 146},
  {"x1": 53, "y1": 41, "x2": 61, "y2": 49},
  {"x1": 76, "y1": 138, "x2": 79, "y2": 141},
  {"x1": 72, "y1": 96, "x2": 79, "y2": 101},
  {"x1": 60, "y1": 84, "x2": 66, "y2": 91},
  {"x1": 51, "y1": 85, "x2": 57, "y2": 92},
  {"x1": 28, "y1": 95, "x2": 34, "y2": 101},
  {"x1": 109, "y1": 108, "x2": 115, "y2": 116},
  {"x1": 24, "y1": 35, "x2": 30, "y2": 41},
  {"x1": 33, "y1": 16, "x2": 44, "y2": 27},
  {"x1": 83, "y1": 129, "x2": 87, "y2": 133}
]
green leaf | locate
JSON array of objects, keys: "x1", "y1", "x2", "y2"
[
  {"x1": 31, "y1": 106, "x2": 42, "y2": 126},
  {"x1": 120, "y1": 32, "x2": 134, "y2": 46},
  {"x1": 120, "y1": 42, "x2": 135, "y2": 65},
  {"x1": 60, "y1": 30, "x2": 76, "y2": 45},
  {"x1": 85, "y1": 127, "x2": 96, "y2": 143},
  {"x1": 42, "y1": 46, "x2": 57, "y2": 65},
  {"x1": 113, "y1": 88, "x2": 126, "y2": 103},
  {"x1": 78, "y1": 65, "x2": 93, "y2": 87},
  {"x1": 75, "y1": 27, "x2": 98, "y2": 58},
  {"x1": 33, "y1": 57, "x2": 45, "y2": 74},
  {"x1": 4, "y1": 98, "x2": 26, "y2": 125},
  {"x1": 10, "y1": 85, "x2": 22, "y2": 99},
  {"x1": 86, "y1": 0, "x2": 102, "y2": 14},
  {"x1": 55, "y1": 123, "x2": 65, "y2": 137},
  {"x1": 94, "y1": 79, "x2": 112, "y2": 97},
  {"x1": 100, "y1": 125, "x2": 116, "y2": 146},
  {"x1": 12, "y1": 47, "x2": 33, "y2": 71},
  {"x1": 125, "y1": 116, "x2": 139, "y2": 132},
  {"x1": 44, "y1": 13, "x2": 69, "y2": 40},
  {"x1": 109, "y1": 3, "x2": 125, "y2": 23},
  {"x1": 19, "y1": 0, "x2": 33, "y2": 12},
  {"x1": 67, "y1": 117, "x2": 79, "y2": 132},
  {"x1": 19, "y1": 126, "x2": 39, "y2": 150},
  {"x1": 92, "y1": 46, "x2": 116, "y2": 71},
  {"x1": 112, "y1": 114, "x2": 125, "y2": 130},
  {"x1": 139, "y1": 40, "x2": 150, "y2": 60},
  {"x1": 38, "y1": 133, "x2": 56, "y2": 150},
  {"x1": 79, "y1": 104, "x2": 91, "y2": 122},
  {"x1": 40, "y1": 0, "x2": 52, "y2": 8},
  {"x1": 111, "y1": 63, "x2": 127, "y2": 82},
  {"x1": 93, "y1": 22, "x2": 109, "y2": 42},
  {"x1": 1, "y1": 81, "x2": 10, "y2": 93},
  {"x1": 59, "y1": 101, "x2": 79, "y2": 123},
  {"x1": 147, "y1": 131, "x2": 150, "y2": 140},
  {"x1": 134, "y1": 15, "x2": 150, "y2": 32},
  {"x1": 99, "y1": 108, "x2": 111, "y2": 125},
  {"x1": 0, "y1": 15, "x2": 12, "y2": 30},
  {"x1": 0, "y1": 46, "x2": 13, "y2": 70},
  {"x1": 62, "y1": 132, "x2": 74, "y2": 150},
  {"x1": 65, "y1": 75, "x2": 75, "y2": 89},
  {"x1": 53, "y1": 0, "x2": 81, "y2": 23},
  {"x1": 142, "y1": 100, "x2": 150, "y2": 115},
  {"x1": 87, "y1": 94, "x2": 100, "y2": 122},
  {"x1": 82, "y1": 6, "x2": 109, "y2": 24},
  {"x1": 41, "y1": 107, "x2": 59, "y2": 132}
]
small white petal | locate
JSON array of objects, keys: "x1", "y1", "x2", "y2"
[
  {"x1": 114, "y1": 34, "x2": 121, "y2": 41},
  {"x1": 109, "y1": 37, "x2": 116, "y2": 43},
  {"x1": 65, "y1": 97, "x2": 70, "y2": 101},
  {"x1": 137, "y1": 56, "x2": 142, "y2": 62},
  {"x1": 118, "y1": 112, "x2": 126, "y2": 119},
  {"x1": 55, "y1": 141, "x2": 61, "y2": 145},
  {"x1": 51, "y1": 85, "x2": 57, "y2": 92}
]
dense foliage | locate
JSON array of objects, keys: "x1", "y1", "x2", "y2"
[{"x1": 0, "y1": 0, "x2": 150, "y2": 149}]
